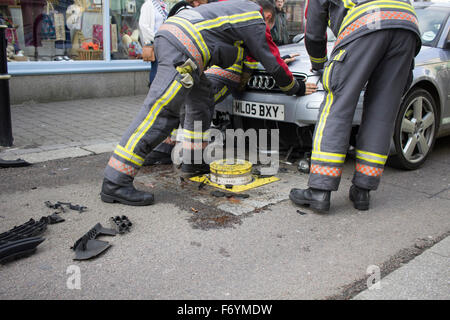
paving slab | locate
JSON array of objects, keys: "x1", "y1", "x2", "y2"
[
  {"x1": 1, "y1": 147, "x2": 93, "y2": 163},
  {"x1": 353, "y1": 237, "x2": 450, "y2": 300}
]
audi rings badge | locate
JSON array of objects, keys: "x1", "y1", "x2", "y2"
[{"x1": 247, "y1": 75, "x2": 276, "y2": 90}]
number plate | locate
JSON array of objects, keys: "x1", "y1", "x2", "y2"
[{"x1": 233, "y1": 100, "x2": 285, "y2": 121}]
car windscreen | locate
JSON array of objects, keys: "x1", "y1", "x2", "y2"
[{"x1": 415, "y1": 7, "x2": 449, "y2": 47}]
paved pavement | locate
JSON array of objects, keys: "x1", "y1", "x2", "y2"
[
  {"x1": 354, "y1": 236, "x2": 449, "y2": 300},
  {"x1": 0, "y1": 96, "x2": 449, "y2": 300},
  {"x1": 0, "y1": 95, "x2": 145, "y2": 161}
]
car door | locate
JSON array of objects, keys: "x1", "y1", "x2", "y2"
[{"x1": 438, "y1": 15, "x2": 450, "y2": 130}]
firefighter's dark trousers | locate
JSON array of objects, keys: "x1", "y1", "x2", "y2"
[
  {"x1": 308, "y1": 29, "x2": 416, "y2": 191},
  {"x1": 104, "y1": 37, "x2": 213, "y2": 186},
  {"x1": 153, "y1": 72, "x2": 236, "y2": 158},
  {"x1": 182, "y1": 73, "x2": 238, "y2": 164}
]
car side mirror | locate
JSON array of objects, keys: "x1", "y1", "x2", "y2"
[{"x1": 292, "y1": 33, "x2": 305, "y2": 44}]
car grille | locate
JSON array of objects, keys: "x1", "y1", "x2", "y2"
[{"x1": 246, "y1": 72, "x2": 307, "y2": 92}]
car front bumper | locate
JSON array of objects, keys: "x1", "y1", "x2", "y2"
[{"x1": 215, "y1": 90, "x2": 363, "y2": 127}]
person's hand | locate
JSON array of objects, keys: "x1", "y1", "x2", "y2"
[
  {"x1": 142, "y1": 46, "x2": 155, "y2": 62},
  {"x1": 304, "y1": 82, "x2": 318, "y2": 95},
  {"x1": 283, "y1": 53, "x2": 299, "y2": 64}
]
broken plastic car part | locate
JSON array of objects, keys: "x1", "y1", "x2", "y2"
[
  {"x1": 0, "y1": 218, "x2": 48, "y2": 264},
  {"x1": 110, "y1": 216, "x2": 132, "y2": 234},
  {"x1": 46, "y1": 213, "x2": 65, "y2": 224},
  {"x1": 0, "y1": 237, "x2": 45, "y2": 264},
  {"x1": 0, "y1": 212, "x2": 65, "y2": 264},
  {"x1": 0, "y1": 218, "x2": 48, "y2": 242},
  {"x1": 71, "y1": 223, "x2": 117, "y2": 260},
  {"x1": 45, "y1": 201, "x2": 87, "y2": 213}
]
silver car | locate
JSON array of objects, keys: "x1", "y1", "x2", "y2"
[{"x1": 215, "y1": 2, "x2": 450, "y2": 170}]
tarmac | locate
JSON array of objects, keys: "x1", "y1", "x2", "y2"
[{"x1": 0, "y1": 95, "x2": 449, "y2": 300}]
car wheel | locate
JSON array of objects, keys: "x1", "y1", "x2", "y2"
[{"x1": 389, "y1": 88, "x2": 438, "y2": 170}]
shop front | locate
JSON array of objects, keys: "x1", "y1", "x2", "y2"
[
  {"x1": 1, "y1": 0, "x2": 306, "y2": 104},
  {"x1": 0, "y1": 0, "x2": 178, "y2": 103}
]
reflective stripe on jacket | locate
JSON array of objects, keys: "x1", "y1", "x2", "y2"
[
  {"x1": 305, "y1": 0, "x2": 421, "y2": 70},
  {"x1": 156, "y1": 0, "x2": 298, "y2": 94}
]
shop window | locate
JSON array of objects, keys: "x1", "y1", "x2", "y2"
[
  {"x1": 110, "y1": 0, "x2": 144, "y2": 60},
  {"x1": 2, "y1": 0, "x2": 307, "y2": 67},
  {"x1": 1, "y1": 0, "x2": 107, "y2": 62},
  {"x1": 109, "y1": 0, "x2": 178, "y2": 60},
  {"x1": 285, "y1": 0, "x2": 305, "y2": 41}
]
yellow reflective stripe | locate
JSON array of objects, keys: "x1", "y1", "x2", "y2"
[
  {"x1": 214, "y1": 85, "x2": 229, "y2": 102},
  {"x1": 311, "y1": 157, "x2": 345, "y2": 164},
  {"x1": 312, "y1": 151, "x2": 346, "y2": 163},
  {"x1": 225, "y1": 42, "x2": 244, "y2": 74},
  {"x1": 234, "y1": 43, "x2": 244, "y2": 69},
  {"x1": 310, "y1": 55, "x2": 328, "y2": 63},
  {"x1": 356, "y1": 149, "x2": 388, "y2": 159},
  {"x1": 113, "y1": 146, "x2": 144, "y2": 166},
  {"x1": 314, "y1": 50, "x2": 346, "y2": 152},
  {"x1": 195, "y1": 11, "x2": 262, "y2": 31},
  {"x1": 314, "y1": 61, "x2": 334, "y2": 152},
  {"x1": 244, "y1": 61, "x2": 259, "y2": 69},
  {"x1": 342, "y1": 0, "x2": 356, "y2": 9},
  {"x1": 356, "y1": 155, "x2": 386, "y2": 165},
  {"x1": 333, "y1": 49, "x2": 346, "y2": 61},
  {"x1": 183, "y1": 129, "x2": 211, "y2": 139},
  {"x1": 340, "y1": 1, "x2": 416, "y2": 34},
  {"x1": 356, "y1": 149, "x2": 387, "y2": 165},
  {"x1": 125, "y1": 80, "x2": 183, "y2": 151},
  {"x1": 169, "y1": 17, "x2": 211, "y2": 65},
  {"x1": 227, "y1": 65, "x2": 242, "y2": 73},
  {"x1": 279, "y1": 79, "x2": 296, "y2": 92}
]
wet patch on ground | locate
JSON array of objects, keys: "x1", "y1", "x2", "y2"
[{"x1": 0, "y1": 153, "x2": 305, "y2": 231}]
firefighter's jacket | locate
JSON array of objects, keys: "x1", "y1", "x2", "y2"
[
  {"x1": 305, "y1": 0, "x2": 422, "y2": 70},
  {"x1": 156, "y1": 0, "x2": 300, "y2": 95}
]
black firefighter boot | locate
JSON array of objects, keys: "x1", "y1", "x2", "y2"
[
  {"x1": 100, "y1": 178, "x2": 154, "y2": 206},
  {"x1": 289, "y1": 187, "x2": 331, "y2": 212},
  {"x1": 349, "y1": 185, "x2": 370, "y2": 210}
]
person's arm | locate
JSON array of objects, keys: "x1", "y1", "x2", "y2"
[
  {"x1": 139, "y1": 1, "x2": 156, "y2": 62},
  {"x1": 241, "y1": 21, "x2": 305, "y2": 96},
  {"x1": 304, "y1": 0, "x2": 329, "y2": 71}
]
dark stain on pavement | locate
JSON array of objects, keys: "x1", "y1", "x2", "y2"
[{"x1": 0, "y1": 153, "x2": 243, "y2": 230}]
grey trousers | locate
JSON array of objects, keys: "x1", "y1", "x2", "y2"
[
  {"x1": 182, "y1": 73, "x2": 239, "y2": 164},
  {"x1": 104, "y1": 36, "x2": 212, "y2": 185},
  {"x1": 308, "y1": 29, "x2": 417, "y2": 191}
]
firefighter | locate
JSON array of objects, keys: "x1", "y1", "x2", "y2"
[
  {"x1": 143, "y1": 0, "x2": 208, "y2": 166},
  {"x1": 181, "y1": 49, "x2": 313, "y2": 175},
  {"x1": 101, "y1": 0, "x2": 310, "y2": 206},
  {"x1": 146, "y1": 0, "x2": 315, "y2": 169},
  {"x1": 289, "y1": 0, "x2": 421, "y2": 212}
]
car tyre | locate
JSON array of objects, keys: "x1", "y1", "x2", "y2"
[{"x1": 389, "y1": 88, "x2": 438, "y2": 170}]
